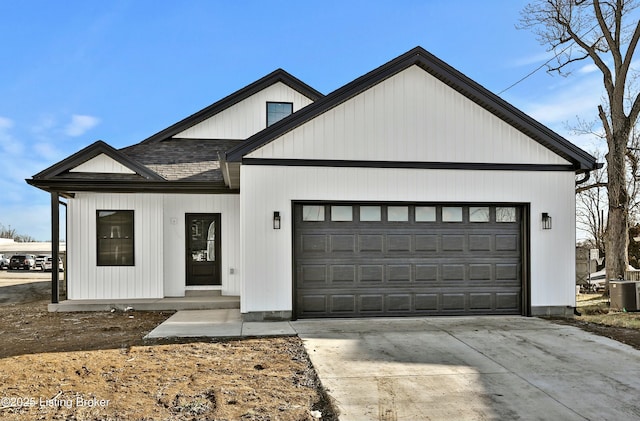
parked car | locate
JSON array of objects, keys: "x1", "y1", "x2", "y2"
[
  {"x1": 43, "y1": 256, "x2": 64, "y2": 272},
  {"x1": 9, "y1": 254, "x2": 36, "y2": 270},
  {"x1": 0, "y1": 254, "x2": 9, "y2": 269},
  {"x1": 35, "y1": 254, "x2": 49, "y2": 270}
]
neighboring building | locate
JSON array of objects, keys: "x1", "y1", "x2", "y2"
[{"x1": 28, "y1": 47, "x2": 599, "y2": 319}]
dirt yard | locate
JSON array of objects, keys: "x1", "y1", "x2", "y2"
[{"x1": 0, "y1": 273, "x2": 336, "y2": 421}]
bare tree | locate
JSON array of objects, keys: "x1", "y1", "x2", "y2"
[
  {"x1": 576, "y1": 151, "x2": 608, "y2": 254},
  {"x1": 521, "y1": 0, "x2": 640, "y2": 283}
]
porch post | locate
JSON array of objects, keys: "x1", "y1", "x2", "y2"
[{"x1": 51, "y1": 191, "x2": 59, "y2": 304}]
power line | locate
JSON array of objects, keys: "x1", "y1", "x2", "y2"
[{"x1": 498, "y1": 23, "x2": 600, "y2": 95}]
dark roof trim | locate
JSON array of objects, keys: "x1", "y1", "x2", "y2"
[
  {"x1": 242, "y1": 158, "x2": 577, "y2": 172},
  {"x1": 31, "y1": 140, "x2": 164, "y2": 181},
  {"x1": 26, "y1": 178, "x2": 238, "y2": 194},
  {"x1": 140, "y1": 69, "x2": 323, "y2": 144},
  {"x1": 226, "y1": 47, "x2": 598, "y2": 171}
]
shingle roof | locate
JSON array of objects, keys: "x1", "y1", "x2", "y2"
[{"x1": 121, "y1": 138, "x2": 242, "y2": 183}]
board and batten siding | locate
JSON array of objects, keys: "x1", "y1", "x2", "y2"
[
  {"x1": 67, "y1": 193, "x2": 163, "y2": 299},
  {"x1": 67, "y1": 192, "x2": 240, "y2": 300},
  {"x1": 173, "y1": 82, "x2": 315, "y2": 140},
  {"x1": 239, "y1": 165, "x2": 577, "y2": 315},
  {"x1": 69, "y1": 154, "x2": 135, "y2": 174},
  {"x1": 246, "y1": 65, "x2": 570, "y2": 166}
]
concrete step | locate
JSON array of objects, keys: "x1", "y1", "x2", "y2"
[
  {"x1": 185, "y1": 289, "x2": 222, "y2": 297},
  {"x1": 48, "y1": 295, "x2": 240, "y2": 312}
]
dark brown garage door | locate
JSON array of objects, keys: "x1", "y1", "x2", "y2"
[{"x1": 294, "y1": 203, "x2": 524, "y2": 318}]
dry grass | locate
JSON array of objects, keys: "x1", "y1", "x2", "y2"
[{"x1": 575, "y1": 293, "x2": 640, "y2": 329}]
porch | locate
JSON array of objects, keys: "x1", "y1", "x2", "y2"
[{"x1": 48, "y1": 293, "x2": 240, "y2": 312}]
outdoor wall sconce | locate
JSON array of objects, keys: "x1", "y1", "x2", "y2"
[
  {"x1": 273, "y1": 211, "x2": 281, "y2": 229},
  {"x1": 542, "y1": 212, "x2": 552, "y2": 230}
]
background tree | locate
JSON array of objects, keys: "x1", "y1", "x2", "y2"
[{"x1": 521, "y1": 0, "x2": 640, "y2": 284}]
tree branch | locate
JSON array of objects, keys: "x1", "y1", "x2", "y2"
[{"x1": 576, "y1": 182, "x2": 608, "y2": 193}]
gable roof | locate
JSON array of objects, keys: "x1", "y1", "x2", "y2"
[
  {"x1": 225, "y1": 47, "x2": 598, "y2": 172},
  {"x1": 31, "y1": 140, "x2": 164, "y2": 181},
  {"x1": 140, "y1": 69, "x2": 323, "y2": 144}
]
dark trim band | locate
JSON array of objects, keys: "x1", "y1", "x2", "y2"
[
  {"x1": 27, "y1": 179, "x2": 239, "y2": 194},
  {"x1": 241, "y1": 158, "x2": 576, "y2": 171}
]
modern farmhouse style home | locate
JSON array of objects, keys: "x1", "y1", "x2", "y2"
[{"x1": 28, "y1": 47, "x2": 599, "y2": 320}]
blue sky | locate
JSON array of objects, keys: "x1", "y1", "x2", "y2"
[{"x1": 1, "y1": 1, "x2": 609, "y2": 240}]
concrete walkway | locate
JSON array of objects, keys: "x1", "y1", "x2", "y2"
[
  {"x1": 146, "y1": 312, "x2": 640, "y2": 420},
  {"x1": 144, "y1": 309, "x2": 296, "y2": 338}
]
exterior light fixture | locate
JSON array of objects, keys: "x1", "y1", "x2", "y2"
[
  {"x1": 542, "y1": 212, "x2": 552, "y2": 230},
  {"x1": 273, "y1": 211, "x2": 281, "y2": 229}
]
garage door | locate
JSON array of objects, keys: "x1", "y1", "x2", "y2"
[{"x1": 294, "y1": 203, "x2": 524, "y2": 318}]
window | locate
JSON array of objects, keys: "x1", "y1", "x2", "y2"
[
  {"x1": 266, "y1": 102, "x2": 293, "y2": 127},
  {"x1": 387, "y1": 206, "x2": 409, "y2": 222},
  {"x1": 360, "y1": 206, "x2": 381, "y2": 221},
  {"x1": 469, "y1": 207, "x2": 490, "y2": 222},
  {"x1": 496, "y1": 207, "x2": 517, "y2": 222},
  {"x1": 331, "y1": 206, "x2": 353, "y2": 221},
  {"x1": 302, "y1": 205, "x2": 325, "y2": 221},
  {"x1": 97, "y1": 210, "x2": 134, "y2": 266},
  {"x1": 442, "y1": 207, "x2": 463, "y2": 222},
  {"x1": 415, "y1": 206, "x2": 436, "y2": 222}
]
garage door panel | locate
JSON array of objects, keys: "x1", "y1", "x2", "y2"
[
  {"x1": 442, "y1": 264, "x2": 465, "y2": 280},
  {"x1": 496, "y1": 234, "x2": 519, "y2": 251},
  {"x1": 469, "y1": 264, "x2": 492, "y2": 280},
  {"x1": 469, "y1": 293, "x2": 492, "y2": 310},
  {"x1": 360, "y1": 265, "x2": 384, "y2": 282},
  {"x1": 295, "y1": 204, "x2": 523, "y2": 318},
  {"x1": 388, "y1": 265, "x2": 411, "y2": 282},
  {"x1": 415, "y1": 265, "x2": 438, "y2": 282},
  {"x1": 442, "y1": 235, "x2": 465, "y2": 251},
  {"x1": 331, "y1": 295, "x2": 356, "y2": 313},
  {"x1": 387, "y1": 294, "x2": 412, "y2": 312},
  {"x1": 415, "y1": 294, "x2": 439, "y2": 311},
  {"x1": 359, "y1": 235, "x2": 384, "y2": 252},
  {"x1": 299, "y1": 265, "x2": 327, "y2": 285},
  {"x1": 415, "y1": 235, "x2": 438, "y2": 251},
  {"x1": 442, "y1": 293, "x2": 466, "y2": 310},
  {"x1": 301, "y1": 234, "x2": 327, "y2": 253},
  {"x1": 360, "y1": 295, "x2": 385, "y2": 312},
  {"x1": 331, "y1": 265, "x2": 356, "y2": 284},
  {"x1": 469, "y1": 235, "x2": 492, "y2": 251},
  {"x1": 388, "y1": 235, "x2": 412, "y2": 252}
]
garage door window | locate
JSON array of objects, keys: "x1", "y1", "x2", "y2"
[
  {"x1": 496, "y1": 207, "x2": 517, "y2": 222},
  {"x1": 331, "y1": 206, "x2": 353, "y2": 221},
  {"x1": 302, "y1": 205, "x2": 325, "y2": 221},
  {"x1": 470, "y1": 207, "x2": 490, "y2": 222},
  {"x1": 388, "y1": 206, "x2": 409, "y2": 222},
  {"x1": 442, "y1": 207, "x2": 463, "y2": 222},
  {"x1": 415, "y1": 206, "x2": 436, "y2": 222},
  {"x1": 360, "y1": 206, "x2": 381, "y2": 221}
]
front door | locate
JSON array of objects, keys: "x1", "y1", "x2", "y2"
[{"x1": 186, "y1": 213, "x2": 221, "y2": 286}]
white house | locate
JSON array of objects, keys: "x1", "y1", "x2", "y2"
[{"x1": 28, "y1": 47, "x2": 599, "y2": 319}]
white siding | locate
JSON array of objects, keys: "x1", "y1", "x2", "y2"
[
  {"x1": 69, "y1": 154, "x2": 135, "y2": 174},
  {"x1": 174, "y1": 82, "x2": 315, "y2": 140},
  {"x1": 67, "y1": 193, "x2": 240, "y2": 299},
  {"x1": 240, "y1": 165, "x2": 576, "y2": 314},
  {"x1": 162, "y1": 194, "x2": 240, "y2": 296},
  {"x1": 247, "y1": 66, "x2": 569, "y2": 166},
  {"x1": 67, "y1": 193, "x2": 163, "y2": 299}
]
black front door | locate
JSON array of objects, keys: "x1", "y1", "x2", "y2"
[{"x1": 186, "y1": 213, "x2": 221, "y2": 286}]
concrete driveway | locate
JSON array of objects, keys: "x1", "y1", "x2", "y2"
[{"x1": 292, "y1": 316, "x2": 640, "y2": 421}]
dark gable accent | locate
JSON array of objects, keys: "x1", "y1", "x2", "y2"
[
  {"x1": 226, "y1": 47, "x2": 599, "y2": 172},
  {"x1": 31, "y1": 140, "x2": 164, "y2": 181},
  {"x1": 140, "y1": 69, "x2": 323, "y2": 144}
]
